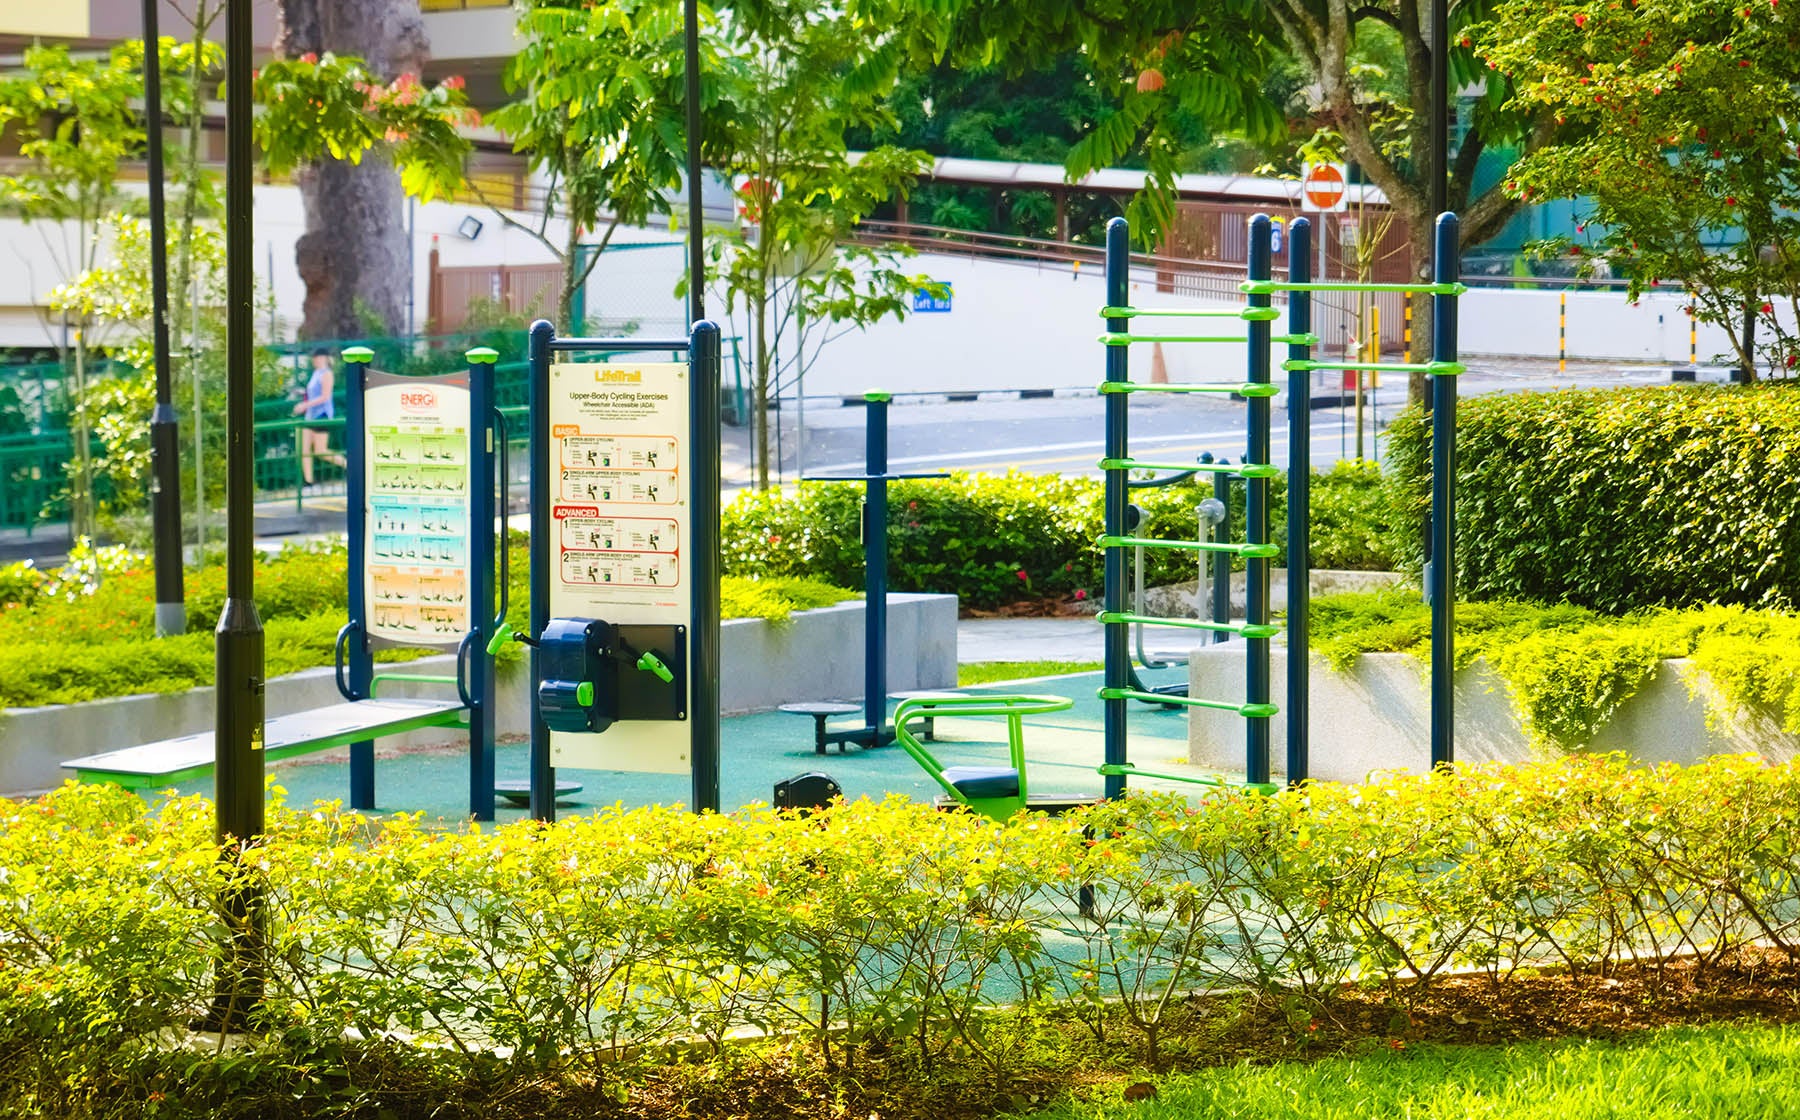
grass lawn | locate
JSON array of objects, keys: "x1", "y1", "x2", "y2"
[
  {"x1": 958, "y1": 660, "x2": 1102, "y2": 686},
  {"x1": 1033, "y1": 1019, "x2": 1800, "y2": 1120}
]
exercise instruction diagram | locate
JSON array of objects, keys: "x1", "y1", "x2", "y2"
[
  {"x1": 364, "y1": 376, "x2": 473, "y2": 645},
  {"x1": 547, "y1": 359, "x2": 691, "y2": 774}
]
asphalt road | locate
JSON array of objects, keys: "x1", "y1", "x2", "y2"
[{"x1": 726, "y1": 356, "x2": 1674, "y2": 488}]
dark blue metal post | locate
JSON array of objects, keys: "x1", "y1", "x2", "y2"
[
  {"x1": 1212, "y1": 465, "x2": 1232, "y2": 644},
  {"x1": 1285, "y1": 219, "x2": 1312, "y2": 785},
  {"x1": 526, "y1": 320, "x2": 556, "y2": 820},
  {"x1": 466, "y1": 349, "x2": 499, "y2": 820},
  {"x1": 1244, "y1": 215, "x2": 1273, "y2": 788},
  {"x1": 689, "y1": 320, "x2": 723, "y2": 813},
  {"x1": 863, "y1": 391, "x2": 892, "y2": 737},
  {"x1": 342, "y1": 349, "x2": 375, "y2": 810},
  {"x1": 1429, "y1": 213, "x2": 1460, "y2": 768},
  {"x1": 1101, "y1": 216, "x2": 1131, "y2": 800}
]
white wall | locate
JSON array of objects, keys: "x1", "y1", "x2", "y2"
[{"x1": 1459, "y1": 286, "x2": 1747, "y2": 365}]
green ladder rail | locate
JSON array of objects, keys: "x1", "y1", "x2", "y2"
[
  {"x1": 1283, "y1": 359, "x2": 1465, "y2": 376},
  {"x1": 1096, "y1": 610, "x2": 1281, "y2": 640},
  {"x1": 891, "y1": 693, "x2": 1079, "y2": 823},
  {"x1": 1096, "y1": 689, "x2": 1278, "y2": 718},
  {"x1": 1097, "y1": 763, "x2": 1280, "y2": 798},
  {"x1": 1239, "y1": 279, "x2": 1469, "y2": 295},
  {"x1": 1098, "y1": 333, "x2": 1319, "y2": 347},
  {"x1": 1099, "y1": 305, "x2": 1283, "y2": 321},
  {"x1": 1098, "y1": 457, "x2": 1282, "y2": 478},
  {"x1": 1096, "y1": 535, "x2": 1280, "y2": 559},
  {"x1": 1098, "y1": 381, "x2": 1282, "y2": 397}
]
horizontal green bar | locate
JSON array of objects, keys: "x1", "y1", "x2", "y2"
[
  {"x1": 1098, "y1": 382, "x2": 1281, "y2": 398},
  {"x1": 1098, "y1": 458, "x2": 1281, "y2": 478},
  {"x1": 1240, "y1": 280, "x2": 1468, "y2": 296},
  {"x1": 1097, "y1": 611, "x2": 1282, "y2": 639},
  {"x1": 1273, "y1": 333, "x2": 1321, "y2": 345},
  {"x1": 1283, "y1": 359, "x2": 1465, "y2": 376},
  {"x1": 1097, "y1": 536, "x2": 1280, "y2": 559},
  {"x1": 1097, "y1": 762, "x2": 1280, "y2": 796},
  {"x1": 369, "y1": 673, "x2": 461, "y2": 697},
  {"x1": 1100, "y1": 332, "x2": 1248, "y2": 346},
  {"x1": 1094, "y1": 692, "x2": 1280, "y2": 719},
  {"x1": 1100, "y1": 306, "x2": 1240, "y2": 319}
]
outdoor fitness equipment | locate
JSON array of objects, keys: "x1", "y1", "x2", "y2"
[
  {"x1": 1097, "y1": 213, "x2": 1465, "y2": 793},
  {"x1": 891, "y1": 693, "x2": 1088, "y2": 822},
  {"x1": 486, "y1": 319, "x2": 723, "y2": 821},
  {"x1": 63, "y1": 347, "x2": 507, "y2": 818},
  {"x1": 792, "y1": 390, "x2": 948, "y2": 750},
  {"x1": 1118, "y1": 473, "x2": 1230, "y2": 707}
]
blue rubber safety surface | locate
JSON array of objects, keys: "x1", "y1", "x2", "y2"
[{"x1": 152, "y1": 669, "x2": 1247, "y2": 820}]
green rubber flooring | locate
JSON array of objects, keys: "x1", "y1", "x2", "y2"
[{"x1": 156, "y1": 669, "x2": 1249, "y2": 820}]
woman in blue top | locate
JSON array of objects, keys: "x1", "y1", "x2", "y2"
[{"x1": 292, "y1": 348, "x2": 345, "y2": 487}]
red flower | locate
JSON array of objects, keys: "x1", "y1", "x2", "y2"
[
  {"x1": 1016, "y1": 569, "x2": 1029, "y2": 580},
  {"x1": 1074, "y1": 589, "x2": 1087, "y2": 601},
  {"x1": 1573, "y1": 12, "x2": 1588, "y2": 26},
  {"x1": 299, "y1": 51, "x2": 318, "y2": 64},
  {"x1": 1726, "y1": 197, "x2": 1738, "y2": 205},
  {"x1": 444, "y1": 74, "x2": 466, "y2": 92}
]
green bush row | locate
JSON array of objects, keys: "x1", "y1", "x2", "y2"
[
  {"x1": 5, "y1": 756, "x2": 1797, "y2": 1114},
  {"x1": 723, "y1": 463, "x2": 1397, "y2": 609},
  {"x1": 0, "y1": 539, "x2": 853, "y2": 708},
  {"x1": 1310, "y1": 592, "x2": 1800, "y2": 749},
  {"x1": 1387, "y1": 384, "x2": 1800, "y2": 613}
]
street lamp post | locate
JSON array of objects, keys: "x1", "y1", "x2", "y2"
[{"x1": 143, "y1": 0, "x2": 185, "y2": 636}]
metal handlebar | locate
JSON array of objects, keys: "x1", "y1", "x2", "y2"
[{"x1": 334, "y1": 621, "x2": 361, "y2": 702}]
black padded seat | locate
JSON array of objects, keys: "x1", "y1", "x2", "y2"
[{"x1": 942, "y1": 765, "x2": 1021, "y2": 800}]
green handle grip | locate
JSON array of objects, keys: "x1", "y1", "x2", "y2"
[
  {"x1": 636, "y1": 651, "x2": 674, "y2": 683},
  {"x1": 486, "y1": 630, "x2": 513, "y2": 656},
  {"x1": 576, "y1": 681, "x2": 594, "y2": 708}
]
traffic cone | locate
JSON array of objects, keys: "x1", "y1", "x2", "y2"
[{"x1": 1150, "y1": 341, "x2": 1169, "y2": 384}]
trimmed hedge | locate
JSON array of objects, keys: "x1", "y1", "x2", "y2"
[
  {"x1": 723, "y1": 463, "x2": 1396, "y2": 609},
  {"x1": 0, "y1": 539, "x2": 853, "y2": 708},
  {"x1": 1388, "y1": 385, "x2": 1800, "y2": 612},
  {"x1": 5, "y1": 757, "x2": 1799, "y2": 1114}
]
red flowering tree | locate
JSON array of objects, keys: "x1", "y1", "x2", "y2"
[{"x1": 1485, "y1": 0, "x2": 1800, "y2": 374}]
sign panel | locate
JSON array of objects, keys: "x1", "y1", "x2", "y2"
[
  {"x1": 912, "y1": 282, "x2": 953, "y2": 313},
  {"x1": 0, "y1": 4, "x2": 89, "y2": 36},
  {"x1": 1302, "y1": 162, "x2": 1349, "y2": 213},
  {"x1": 363, "y1": 374, "x2": 473, "y2": 647},
  {"x1": 547, "y1": 361, "x2": 692, "y2": 774}
]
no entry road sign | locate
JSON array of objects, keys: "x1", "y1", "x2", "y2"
[{"x1": 1302, "y1": 163, "x2": 1348, "y2": 213}]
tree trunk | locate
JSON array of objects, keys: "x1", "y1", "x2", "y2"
[
  {"x1": 276, "y1": 0, "x2": 429, "y2": 341},
  {"x1": 1408, "y1": 236, "x2": 1432, "y2": 406}
]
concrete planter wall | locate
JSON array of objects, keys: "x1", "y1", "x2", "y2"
[
  {"x1": 1141, "y1": 569, "x2": 1404, "y2": 619},
  {"x1": 2, "y1": 593, "x2": 957, "y2": 796},
  {"x1": 1187, "y1": 642, "x2": 1800, "y2": 784}
]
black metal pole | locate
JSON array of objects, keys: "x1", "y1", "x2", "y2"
[
  {"x1": 468, "y1": 349, "x2": 498, "y2": 820},
  {"x1": 689, "y1": 319, "x2": 723, "y2": 812},
  {"x1": 1430, "y1": 0, "x2": 1449, "y2": 220},
  {"x1": 684, "y1": 0, "x2": 704, "y2": 325},
  {"x1": 143, "y1": 0, "x2": 185, "y2": 636},
  {"x1": 1429, "y1": 213, "x2": 1460, "y2": 768},
  {"x1": 1244, "y1": 215, "x2": 1273, "y2": 788},
  {"x1": 527, "y1": 320, "x2": 555, "y2": 821},
  {"x1": 1212, "y1": 467, "x2": 1232, "y2": 644},
  {"x1": 1100, "y1": 217, "x2": 1130, "y2": 800},
  {"x1": 205, "y1": 0, "x2": 265, "y2": 1033},
  {"x1": 862, "y1": 392, "x2": 890, "y2": 739},
  {"x1": 342, "y1": 349, "x2": 374, "y2": 810},
  {"x1": 1285, "y1": 217, "x2": 1312, "y2": 785}
]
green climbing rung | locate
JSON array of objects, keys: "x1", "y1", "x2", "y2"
[
  {"x1": 1099, "y1": 332, "x2": 1250, "y2": 346},
  {"x1": 1098, "y1": 381, "x2": 1281, "y2": 398},
  {"x1": 1097, "y1": 762, "x2": 1281, "y2": 796},
  {"x1": 1095, "y1": 691, "x2": 1280, "y2": 719},
  {"x1": 1098, "y1": 458, "x2": 1281, "y2": 478},
  {"x1": 1239, "y1": 280, "x2": 1468, "y2": 296},
  {"x1": 1098, "y1": 535, "x2": 1279, "y2": 559},
  {"x1": 1097, "y1": 611, "x2": 1282, "y2": 640},
  {"x1": 1100, "y1": 305, "x2": 1280, "y2": 321},
  {"x1": 1282, "y1": 359, "x2": 1465, "y2": 376},
  {"x1": 1273, "y1": 333, "x2": 1321, "y2": 345}
]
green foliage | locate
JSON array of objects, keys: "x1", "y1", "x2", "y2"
[
  {"x1": 1484, "y1": 0, "x2": 1800, "y2": 372},
  {"x1": 724, "y1": 464, "x2": 1397, "y2": 609},
  {"x1": 1309, "y1": 591, "x2": 1800, "y2": 748},
  {"x1": 252, "y1": 53, "x2": 473, "y2": 202},
  {"x1": 6, "y1": 755, "x2": 1800, "y2": 1111},
  {"x1": 1386, "y1": 385, "x2": 1800, "y2": 612},
  {"x1": 0, "y1": 538, "x2": 852, "y2": 707},
  {"x1": 1029, "y1": 1022, "x2": 1800, "y2": 1119},
  {"x1": 959, "y1": 661, "x2": 1103, "y2": 686}
]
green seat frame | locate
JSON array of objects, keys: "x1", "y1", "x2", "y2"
[{"x1": 892, "y1": 693, "x2": 1076, "y2": 822}]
